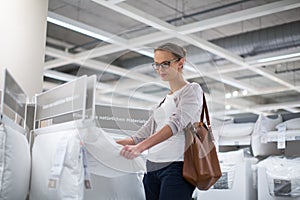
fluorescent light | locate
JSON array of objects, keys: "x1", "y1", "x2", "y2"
[
  {"x1": 257, "y1": 52, "x2": 300, "y2": 63},
  {"x1": 131, "y1": 49, "x2": 154, "y2": 57},
  {"x1": 47, "y1": 12, "x2": 153, "y2": 58},
  {"x1": 106, "y1": 0, "x2": 126, "y2": 4},
  {"x1": 47, "y1": 16, "x2": 110, "y2": 41}
]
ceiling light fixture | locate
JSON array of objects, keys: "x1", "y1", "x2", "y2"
[
  {"x1": 225, "y1": 93, "x2": 231, "y2": 98},
  {"x1": 232, "y1": 90, "x2": 239, "y2": 97},
  {"x1": 257, "y1": 52, "x2": 300, "y2": 63},
  {"x1": 47, "y1": 16, "x2": 110, "y2": 41},
  {"x1": 242, "y1": 90, "x2": 248, "y2": 96}
]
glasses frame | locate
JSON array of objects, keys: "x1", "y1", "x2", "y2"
[{"x1": 152, "y1": 58, "x2": 180, "y2": 70}]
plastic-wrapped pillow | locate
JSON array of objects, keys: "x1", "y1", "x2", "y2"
[
  {"x1": 211, "y1": 118, "x2": 234, "y2": 136},
  {"x1": 78, "y1": 126, "x2": 146, "y2": 177},
  {"x1": 211, "y1": 117, "x2": 234, "y2": 128},
  {"x1": 213, "y1": 164, "x2": 235, "y2": 189},
  {"x1": 258, "y1": 156, "x2": 300, "y2": 197},
  {"x1": 0, "y1": 124, "x2": 31, "y2": 200},
  {"x1": 217, "y1": 149, "x2": 244, "y2": 163},
  {"x1": 219, "y1": 123, "x2": 255, "y2": 137},
  {"x1": 84, "y1": 173, "x2": 145, "y2": 200},
  {"x1": 30, "y1": 129, "x2": 84, "y2": 200},
  {"x1": 251, "y1": 114, "x2": 282, "y2": 157},
  {"x1": 260, "y1": 114, "x2": 283, "y2": 132},
  {"x1": 276, "y1": 118, "x2": 300, "y2": 130},
  {"x1": 213, "y1": 150, "x2": 244, "y2": 190}
]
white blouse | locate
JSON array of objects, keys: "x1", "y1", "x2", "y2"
[{"x1": 148, "y1": 86, "x2": 186, "y2": 162}]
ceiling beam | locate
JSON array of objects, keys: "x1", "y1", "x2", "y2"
[
  {"x1": 44, "y1": 46, "x2": 165, "y2": 86},
  {"x1": 45, "y1": 43, "x2": 300, "y2": 100},
  {"x1": 43, "y1": 70, "x2": 160, "y2": 104},
  {"x1": 87, "y1": 0, "x2": 300, "y2": 60},
  {"x1": 48, "y1": 11, "x2": 154, "y2": 58},
  {"x1": 44, "y1": 1, "x2": 300, "y2": 116},
  {"x1": 253, "y1": 100, "x2": 300, "y2": 112},
  {"x1": 178, "y1": 0, "x2": 300, "y2": 34},
  {"x1": 91, "y1": 0, "x2": 300, "y2": 94},
  {"x1": 213, "y1": 100, "x2": 300, "y2": 116},
  {"x1": 48, "y1": 11, "x2": 126, "y2": 45},
  {"x1": 45, "y1": 45, "x2": 257, "y2": 93},
  {"x1": 46, "y1": 0, "x2": 300, "y2": 70}
]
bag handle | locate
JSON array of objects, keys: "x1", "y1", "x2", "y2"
[{"x1": 200, "y1": 94, "x2": 210, "y2": 127}]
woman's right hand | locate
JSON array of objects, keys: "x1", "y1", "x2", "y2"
[{"x1": 120, "y1": 144, "x2": 143, "y2": 160}]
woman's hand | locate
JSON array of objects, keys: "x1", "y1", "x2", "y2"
[
  {"x1": 120, "y1": 144, "x2": 143, "y2": 160},
  {"x1": 119, "y1": 125, "x2": 173, "y2": 160},
  {"x1": 116, "y1": 137, "x2": 134, "y2": 146}
]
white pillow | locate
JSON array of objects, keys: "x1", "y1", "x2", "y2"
[
  {"x1": 84, "y1": 174, "x2": 145, "y2": 200},
  {"x1": 219, "y1": 123, "x2": 255, "y2": 137},
  {"x1": 251, "y1": 114, "x2": 282, "y2": 157},
  {"x1": 78, "y1": 126, "x2": 146, "y2": 177},
  {"x1": 211, "y1": 117, "x2": 234, "y2": 128},
  {"x1": 258, "y1": 156, "x2": 300, "y2": 197},
  {"x1": 276, "y1": 118, "x2": 300, "y2": 130},
  {"x1": 259, "y1": 114, "x2": 283, "y2": 132},
  {"x1": 0, "y1": 124, "x2": 31, "y2": 200},
  {"x1": 217, "y1": 149, "x2": 244, "y2": 163},
  {"x1": 30, "y1": 129, "x2": 84, "y2": 200},
  {"x1": 211, "y1": 117, "x2": 234, "y2": 137}
]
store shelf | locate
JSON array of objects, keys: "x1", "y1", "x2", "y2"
[
  {"x1": 261, "y1": 130, "x2": 300, "y2": 143},
  {"x1": 219, "y1": 136, "x2": 251, "y2": 146}
]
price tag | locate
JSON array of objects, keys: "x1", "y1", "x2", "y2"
[
  {"x1": 213, "y1": 172, "x2": 228, "y2": 189},
  {"x1": 277, "y1": 123, "x2": 286, "y2": 149},
  {"x1": 274, "y1": 179, "x2": 291, "y2": 197}
]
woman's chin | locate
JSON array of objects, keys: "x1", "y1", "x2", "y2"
[{"x1": 160, "y1": 75, "x2": 168, "y2": 80}]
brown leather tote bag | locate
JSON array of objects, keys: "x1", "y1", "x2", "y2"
[{"x1": 183, "y1": 94, "x2": 222, "y2": 190}]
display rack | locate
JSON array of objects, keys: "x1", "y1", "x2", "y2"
[
  {"x1": 34, "y1": 75, "x2": 96, "y2": 130},
  {"x1": 261, "y1": 131, "x2": 300, "y2": 143},
  {"x1": 197, "y1": 152, "x2": 258, "y2": 200},
  {"x1": 218, "y1": 136, "x2": 251, "y2": 146},
  {"x1": 257, "y1": 161, "x2": 300, "y2": 200},
  {"x1": 257, "y1": 113, "x2": 300, "y2": 145},
  {"x1": 30, "y1": 75, "x2": 98, "y2": 200},
  {"x1": 1, "y1": 68, "x2": 28, "y2": 129},
  {"x1": 95, "y1": 104, "x2": 150, "y2": 137},
  {"x1": 0, "y1": 68, "x2": 31, "y2": 200}
]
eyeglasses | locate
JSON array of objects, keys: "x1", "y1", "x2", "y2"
[{"x1": 152, "y1": 58, "x2": 180, "y2": 70}]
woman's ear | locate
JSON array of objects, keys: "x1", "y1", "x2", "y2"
[{"x1": 178, "y1": 58, "x2": 185, "y2": 69}]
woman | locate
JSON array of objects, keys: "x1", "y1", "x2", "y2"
[{"x1": 117, "y1": 42, "x2": 203, "y2": 200}]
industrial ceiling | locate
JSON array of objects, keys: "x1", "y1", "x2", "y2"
[{"x1": 45, "y1": 0, "x2": 300, "y2": 120}]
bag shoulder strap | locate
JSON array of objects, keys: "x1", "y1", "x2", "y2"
[
  {"x1": 200, "y1": 93, "x2": 210, "y2": 127},
  {"x1": 157, "y1": 97, "x2": 166, "y2": 108}
]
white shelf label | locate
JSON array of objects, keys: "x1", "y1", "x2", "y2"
[{"x1": 277, "y1": 124, "x2": 286, "y2": 149}]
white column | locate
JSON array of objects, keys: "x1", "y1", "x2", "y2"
[{"x1": 0, "y1": 0, "x2": 49, "y2": 98}]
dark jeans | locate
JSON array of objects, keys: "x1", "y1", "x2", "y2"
[{"x1": 143, "y1": 161, "x2": 195, "y2": 200}]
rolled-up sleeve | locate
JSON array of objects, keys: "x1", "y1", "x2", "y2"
[
  {"x1": 166, "y1": 83, "x2": 203, "y2": 135},
  {"x1": 131, "y1": 114, "x2": 156, "y2": 144}
]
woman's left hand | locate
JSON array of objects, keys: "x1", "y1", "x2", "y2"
[{"x1": 120, "y1": 144, "x2": 142, "y2": 160}]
